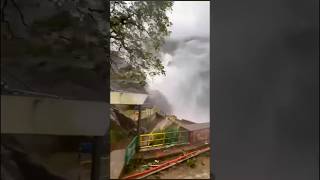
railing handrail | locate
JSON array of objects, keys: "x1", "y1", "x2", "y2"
[
  {"x1": 124, "y1": 135, "x2": 138, "y2": 165},
  {"x1": 138, "y1": 130, "x2": 189, "y2": 149},
  {"x1": 140, "y1": 137, "x2": 188, "y2": 143},
  {"x1": 127, "y1": 135, "x2": 138, "y2": 148},
  {"x1": 140, "y1": 130, "x2": 188, "y2": 137}
]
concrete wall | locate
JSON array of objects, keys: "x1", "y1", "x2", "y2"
[{"x1": 1, "y1": 95, "x2": 108, "y2": 136}]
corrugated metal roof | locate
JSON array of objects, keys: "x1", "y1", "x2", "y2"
[
  {"x1": 180, "y1": 122, "x2": 210, "y2": 131},
  {"x1": 110, "y1": 81, "x2": 147, "y2": 94}
]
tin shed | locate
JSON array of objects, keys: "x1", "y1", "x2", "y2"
[{"x1": 180, "y1": 122, "x2": 210, "y2": 145}]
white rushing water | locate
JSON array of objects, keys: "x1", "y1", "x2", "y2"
[{"x1": 147, "y1": 1, "x2": 210, "y2": 123}]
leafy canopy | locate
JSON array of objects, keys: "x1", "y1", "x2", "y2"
[{"x1": 110, "y1": 1, "x2": 173, "y2": 84}]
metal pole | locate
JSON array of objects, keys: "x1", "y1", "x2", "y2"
[
  {"x1": 91, "y1": 136, "x2": 106, "y2": 180},
  {"x1": 136, "y1": 105, "x2": 142, "y2": 151}
]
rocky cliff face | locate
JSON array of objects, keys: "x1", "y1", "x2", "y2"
[{"x1": 145, "y1": 89, "x2": 172, "y2": 115}]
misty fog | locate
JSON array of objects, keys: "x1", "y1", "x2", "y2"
[{"x1": 147, "y1": 1, "x2": 210, "y2": 123}]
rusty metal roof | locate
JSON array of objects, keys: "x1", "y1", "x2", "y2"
[{"x1": 180, "y1": 122, "x2": 210, "y2": 131}]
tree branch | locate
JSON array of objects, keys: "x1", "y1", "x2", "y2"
[
  {"x1": 10, "y1": 0, "x2": 28, "y2": 27},
  {"x1": 2, "y1": 19, "x2": 15, "y2": 38},
  {"x1": 1, "y1": 0, "x2": 8, "y2": 20},
  {"x1": 76, "y1": 7, "x2": 97, "y2": 25},
  {"x1": 58, "y1": 35, "x2": 72, "y2": 42},
  {"x1": 1, "y1": 0, "x2": 19, "y2": 39},
  {"x1": 88, "y1": 8, "x2": 105, "y2": 14}
]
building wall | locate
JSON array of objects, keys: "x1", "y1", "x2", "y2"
[
  {"x1": 1, "y1": 95, "x2": 108, "y2": 136},
  {"x1": 189, "y1": 128, "x2": 210, "y2": 145},
  {"x1": 1, "y1": 134, "x2": 85, "y2": 155},
  {"x1": 1, "y1": 95, "x2": 109, "y2": 136}
]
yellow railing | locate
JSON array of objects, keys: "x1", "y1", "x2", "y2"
[
  {"x1": 140, "y1": 132, "x2": 165, "y2": 148},
  {"x1": 139, "y1": 131, "x2": 189, "y2": 149}
]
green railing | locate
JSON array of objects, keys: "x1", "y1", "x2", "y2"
[
  {"x1": 139, "y1": 131, "x2": 189, "y2": 149},
  {"x1": 124, "y1": 136, "x2": 138, "y2": 165}
]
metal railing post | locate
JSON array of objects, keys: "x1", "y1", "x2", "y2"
[
  {"x1": 91, "y1": 136, "x2": 106, "y2": 180},
  {"x1": 136, "y1": 105, "x2": 141, "y2": 152}
]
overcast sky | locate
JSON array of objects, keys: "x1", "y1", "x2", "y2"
[{"x1": 168, "y1": 1, "x2": 210, "y2": 39}]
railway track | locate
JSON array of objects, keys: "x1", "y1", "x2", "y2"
[{"x1": 122, "y1": 146, "x2": 210, "y2": 179}]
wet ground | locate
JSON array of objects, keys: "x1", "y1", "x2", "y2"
[
  {"x1": 145, "y1": 155, "x2": 210, "y2": 179},
  {"x1": 42, "y1": 151, "x2": 209, "y2": 180},
  {"x1": 110, "y1": 149, "x2": 126, "y2": 179},
  {"x1": 136, "y1": 143, "x2": 209, "y2": 160}
]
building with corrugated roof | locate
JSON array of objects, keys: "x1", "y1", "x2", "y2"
[
  {"x1": 179, "y1": 122, "x2": 210, "y2": 145},
  {"x1": 110, "y1": 81, "x2": 149, "y2": 105}
]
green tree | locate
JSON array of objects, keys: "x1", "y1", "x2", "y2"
[{"x1": 110, "y1": 1, "x2": 173, "y2": 85}]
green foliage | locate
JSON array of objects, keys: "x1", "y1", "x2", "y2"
[
  {"x1": 123, "y1": 158, "x2": 146, "y2": 174},
  {"x1": 204, "y1": 151, "x2": 210, "y2": 157},
  {"x1": 187, "y1": 158, "x2": 197, "y2": 168},
  {"x1": 111, "y1": 66, "x2": 147, "y2": 86},
  {"x1": 110, "y1": 1, "x2": 173, "y2": 84}
]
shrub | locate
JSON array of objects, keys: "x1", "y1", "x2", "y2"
[{"x1": 187, "y1": 158, "x2": 196, "y2": 168}]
